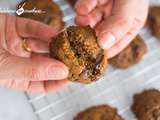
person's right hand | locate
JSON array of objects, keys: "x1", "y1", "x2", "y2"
[
  {"x1": 75, "y1": 0, "x2": 149, "y2": 58},
  {"x1": 0, "y1": 13, "x2": 69, "y2": 93}
]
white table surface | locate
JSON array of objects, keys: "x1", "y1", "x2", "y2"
[{"x1": 0, "y1": 88, "x2": 37, "y2": 120}]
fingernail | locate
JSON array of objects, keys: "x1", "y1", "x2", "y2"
[
  {"x1": 48, "y1": 66, "x2": 69, "y2": 80},
  {"x1": 99, "y1": 33, "x2": 116, "y2": 49}
]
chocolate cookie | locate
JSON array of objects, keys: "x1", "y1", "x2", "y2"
[
  {"x1": 74, "y1": 105, "x2": 124, "y2": 120},
  {"x1": 148, "y1": 6, "x2": 160, "y2": 39},
  {"x1": 109, "y1": 35, "x2": 147, "y2": 69},
  {"x1": 49, "y1": 26, "x2": 108, "y2": 84},
  {"x1": 132, "y1": 89, "x2": 160, "y2": 120},
  {"x1": 17, "y1": 0, "x2": 64, "y2": 30}
]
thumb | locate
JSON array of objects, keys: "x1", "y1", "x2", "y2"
[
  {"x1": 96, "y1": 15, "x2": 133, "y2": 50},
  {"x1": 0, "y1": 53, "x2": 69, "y2": 81},
  {"x1": 96, "y1": 0, "x2": 139, "y2": 50}
]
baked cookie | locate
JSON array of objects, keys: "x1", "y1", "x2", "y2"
[
  {"x1": 148, "y1": 6, "x2": 160, "y2": 39},
  {"x1": 17, "y1": 0, "x2": 64, "y2": 30},
  {"x1": 132, "y1": 89, "x2": 160, "y2": 120},
  {"x1": 49, "y1": 26, "x2": 108, "y2": 84},
  {"x1": 74, "y1": 105, "x2": 124, "y2": 120},
  {"x1": 109, "y1": 35, "x2": 147, "y2": 69}
]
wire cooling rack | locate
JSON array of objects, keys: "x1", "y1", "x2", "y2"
[
  {"x1": 24, "y1": 0, "x2": 160, "y2": 120},
  {"x1": 1, "y1": 0, "x2": 160, "y2": 120}
]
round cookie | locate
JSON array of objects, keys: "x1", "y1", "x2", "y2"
[
  {"x1": 49, "y1": 26, "x2": 108, "y2": 84},
  {"x1": 109, "y1": 35, "x2": 147, "y2": 69},
  {"x1": 74, "y1": 105, "x2": 124, "y2": 120},
  {"x1": 132, "y1": 89, "x2": 160, "y2": 120},
  {"x1": 17, "y1": 0, "x2": 64, "y2": 30},
  {"x1": 148, "y1": 6, "x2": 160, "y2": 39}
]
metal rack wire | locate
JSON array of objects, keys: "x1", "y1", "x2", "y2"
[{"x1": 2, "y1": 0, "x2": 160, "y2": 120}]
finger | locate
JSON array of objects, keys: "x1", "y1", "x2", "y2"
[
  {"x1": 75, "y1": 0, "x2": 98, "y2": 15},
  {"x1": 16, "y1": 17, "x2": 58, "y2": 42},
  {"x1": 27, "y1": 81, "x2": 45, "y2": 93},
  {"x1": 76, "y1": 8, "x2": 103, "y2": 27},
  {"x1": 24, "y1": 80, "x2": 69, "y2": 93},
  {"x1": 0, "y1": 14, "x2": 8, "y2": 51},
  {"x1": 97, "y1": 0, "x2": 109, "y2": 5},
  {"x1": 100, "y1": 0, "x2": 113, "y2": 18},
  {"x1": 6, "y1": 14, "x2": 31, "y2": 57},
  {"x1": 96, "y1": 0, "x2": 144, "y2": 50},
  {"x1": 26, "y1": 38, "x2": 49, "y2": 53},
  {"x1": 0, "y1": 80, "x2": 29, "y2": 91},
  {"x1": 0, "y1": 54, "x2": 69, "y2": 81},
  {"x1": 96, "y1": 15, "x2": 134, "y2": 50},
  {"x1": 107, "y1": 19, "x2": 142, "y2": 58},
  {"x1": 44, "y1": 80, "x2": 70, "y2": 93}
]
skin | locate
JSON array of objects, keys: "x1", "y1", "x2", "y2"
[
  {"x1": 75, "y1": 0, "x2": 149, "y2": 58},
  {"x1": 0, "y1": 13, "x2": 69, "y2": 93},
  {"x1": 0, "y1": 0, "x2": 149, "y2": 93}
]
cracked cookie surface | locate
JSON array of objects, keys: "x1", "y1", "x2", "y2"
[
  {"x1": 132, "y1": 89, "x2": 160, "y2": 120},
  {"x1": 49, "y1": 26, "x2": 107, "y2": 84},
  {"x1": 74, "y1": 105, "x2": 124, "y2": 120}
]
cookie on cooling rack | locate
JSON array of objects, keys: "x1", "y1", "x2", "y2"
[
  {"x1": 49, "y1": 26, "x2": 108, "y2": 84},
  {"x1": 148, "y1": 6, "x2": 160, "y2": 39},
  {"x1": 17, "y1": 0, "x2": 64, "y2": 30},
  {"x1": 132, "y1": 89, "x2": 160, "y2": 120},
  {"x1": 74, "y1": 104, "x2": 124, "y2": 120},
  {"x1": 109, "y1": 35, "x2": 147, "y2": 69}
]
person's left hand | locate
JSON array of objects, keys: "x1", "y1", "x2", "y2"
[
  {"x1": 0, "y1": 14, "x2": 69, "y2": 93},
  {"x1": 75, "y1": 0, "x2": 149, "y2": 58}
]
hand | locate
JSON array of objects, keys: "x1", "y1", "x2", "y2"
[
  {"x1": 75, "y1": 0, "x2": 149, "y2": 58},
  {"x1": 0, "y1": 14, "x2": 69, "y2": 93}
]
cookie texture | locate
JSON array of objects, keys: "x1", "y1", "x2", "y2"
[
  {"x1": 49, "y1": 26, "x2": 108, "y2": 84},
  {"x1": 17, "y1": 0, "x2": 64, "y2": 30},
  {"x1": 74, "y1": 105, "x2": 124, "y2": 120},
  {"x1": 132, "y1": 89, "x2": 160, "y2": 120},
  {"x1": 148, "y1": 6, "x2": 160, "y2": 39},
  {"x1": 109, "y1": 35, "x2": 147, "y2": 69}
]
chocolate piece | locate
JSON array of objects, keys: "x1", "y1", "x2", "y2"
[
  {"x1": 109, "y1": 35, "x2": 147, "y2": 69},
  {"x1": 74, "y1": 105, "x2": 124, "y2": 120},
  {"x1": 49, "y1": 26, "x2": 108, "y2": 84},
  {"x1": 17, "y1": 0, "x2": 64, "y2": 30},
  {"x1": 132, "y1": 89, "x2": 160, "y2": 120}
]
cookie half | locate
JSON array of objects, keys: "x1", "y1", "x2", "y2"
[
  {"x1": 109, "y1": 35, "x2": 147, "y2": 69},
  {"x1": 132, "y1": 89, "x2": 160, "y2": 120},
  {"x1": 17, "y1": 0, "x2": 64, "y2": 30},
  {"x1": 49, "y1": 26, "x2": 108, "y2": 84},
  {"x1": 74, "y1": 105, "x2": 124, "y2": 120}
]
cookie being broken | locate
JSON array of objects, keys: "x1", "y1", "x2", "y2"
[{"x1": 49, "y1": 26, "x2": 108, "y2": 84}]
